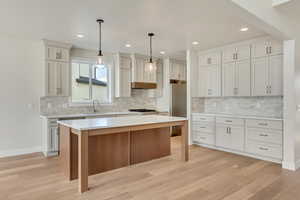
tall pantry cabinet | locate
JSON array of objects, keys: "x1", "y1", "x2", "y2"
[{"x1": 43, "y1": 40, "x2": 72, "y2": 96}]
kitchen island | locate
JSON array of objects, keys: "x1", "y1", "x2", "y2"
[{"x1": 58, "y1": 115, "x2": 189, "y2": 193}]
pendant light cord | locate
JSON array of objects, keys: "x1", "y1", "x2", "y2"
[{"x1": 97, "y1": 19, "x2": 104, "y2": 56}]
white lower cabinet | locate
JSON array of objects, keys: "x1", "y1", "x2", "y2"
[
  {"x1": 216, "y1": 118, "x2": 244, "y2": 152},
  {"x1": 192, "y1": 113, "x2": 283, "y2": 163},
  {"x1": 192, "y1": 114, "x2": 216, "y2": 146},
  {"x1": 245, "y1": 119, "x2": 283, "y2": 160}
]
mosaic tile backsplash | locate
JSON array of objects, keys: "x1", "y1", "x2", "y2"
[
  {"x1": 40, "y1": 90, "x2": 156, "y2": 116},
  {"x1": 192, "y1": 96, "x2": 283, "y2": 118}
]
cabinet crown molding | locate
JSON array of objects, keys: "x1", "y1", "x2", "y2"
[{"x1": 43, "y1": 39, "x2": 72, "y2": 49}]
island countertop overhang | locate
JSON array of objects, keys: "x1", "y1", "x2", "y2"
[{"x1": 58, "y1": 115, "x2": 188, "y2": 131}]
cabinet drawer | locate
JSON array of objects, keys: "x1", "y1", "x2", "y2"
[
  {"x1": 192, "y1": 114, "x2": 215, "y2": 122},
  {"x1": 246, "y1": 119, "x2": 283, "y2": 130},
  {"x1": 192, "y1": 122, "x2": 214, "y2": 134},
  {"x1": 216, "y1": 117, "x2": 244, "y2": 126},
  {"x1": 194, "y1": 132, "x2": 215, "y2": 145},
  {"x1": 247, "y1": 128, "x2": 282, "y2": 145},
  {"x1": 246, "y1": 141, "x2": 282, "y2": 159}
]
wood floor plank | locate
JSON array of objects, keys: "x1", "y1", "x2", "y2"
[{"x1": 1, "y1": 137, "x2": 300, "y2": 200}]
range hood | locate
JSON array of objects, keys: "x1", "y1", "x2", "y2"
[{"x1": 131, "y1": 82, "x2": 157, "y2": 89}]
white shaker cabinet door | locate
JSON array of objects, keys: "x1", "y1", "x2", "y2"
[
  {"x1": 252, "y1": 40, "x2": 269, "y2": 58},
  {"x1": 59, "y1": 62, "x2": 69, "y2": 96},
  {"x1": 236, "y1": 45, "x2": 251, "y2": 61},
  {"x1": 268, "y1": 39, "x2": 283, "y2": 56},
  {"x1": 223, "y1": 48, "x2": 236, "y2": 63},
  {"x1": 236, "y1": 60, "x2": 251, "y2": 96},
  {"x1": 216, "y1": 125, "x2": 231, "y2": 149},
  {"x1": 269, "y1": 55, "x2": 283, "y2": 96},
  {"x1": 230, "y1": 126, "x2": 245, "y2": 152},
  {"x1": 47, "y1": 61, "x2": 58, "y2": 96},
  {"x1": 223, "y1": 62, "x2": 236, "y2": 96},
  {"x1": 208, "y1": 65, "x2": 221, "y2": 97},
  {"x1": 252, "y1": 57, "x2": 268, "y2": 96},
  {"x1": 198, "y1": 67, "x2": 209, "y2": 97}
]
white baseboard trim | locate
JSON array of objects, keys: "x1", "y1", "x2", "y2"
[{"x1": 0, "y1": 146, "x2": 42, "y2": 158}]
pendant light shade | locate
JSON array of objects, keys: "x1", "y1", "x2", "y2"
[
  {"x1": 97, "y1": 19, "x2": 104, "y2": 65},
  {"x1": 146, "y1": 33, "x2": 156, "y2": 72}
]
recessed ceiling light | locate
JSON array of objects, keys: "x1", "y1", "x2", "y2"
[
  {"x1": 125, "y1": 44, "x2": 131, "y2": 47},
  {"x1": 240, "y1": 27, "x2": 249, "y2": 32},
  {"x1": 76, "y1": 34, "x2": 85, "y2": 38},
  {"x1": 160, "y1": 51, "x2": 165, "y2": 55},
  {"x1": 192, "y1": 41, "x2": 199, "y2": 45}
]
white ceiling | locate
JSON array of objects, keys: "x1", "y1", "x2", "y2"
[{"x1": 0, "y1": 0, "x2": 265, "y2": 59}]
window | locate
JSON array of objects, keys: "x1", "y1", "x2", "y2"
[{"x1": 71, "y1": 60, "x2": 110, "y2": 103}]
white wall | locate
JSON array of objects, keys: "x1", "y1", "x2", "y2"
[
  {"x1": 231, "y1": 0, "x2": 300, "y2": 170},
  {"x1": 0, "y1": 34, "x2": 44, "y2": 157}
]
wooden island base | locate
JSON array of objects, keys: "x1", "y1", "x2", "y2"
[
  {"x1": 60, "y1": 127, "x2": 171, "y2": 180},
  {"x1": 59, "y1": 118, "x2": 188, "y2": 193}
]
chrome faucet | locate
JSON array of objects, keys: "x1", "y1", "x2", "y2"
[{"x1": 92, "y1": 100, "x2": 100, "y2": 113}]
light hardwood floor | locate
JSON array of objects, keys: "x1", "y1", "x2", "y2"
[{"x1": 1, "y1": 137, "x2": 300, "y2": 200}]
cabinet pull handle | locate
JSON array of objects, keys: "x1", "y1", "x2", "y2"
[
  {"x1": 258, "y1": 123, "x2": 268, "y2": 126},
  {"x1": 259, "y1": 147, "x2": 269, "y2": 151},
  {"x1": 269, "y1": 85, "x2": 272, "y2": 94},
  {"x1": 200, "y1": 137, "x2": 206, "y2": 140},
  {"x1": 259, "y1": 134, "x2": 268, "y2": 137},
  {"x1": 266, "y1": 46, "x2": 269, "y2": 54},
  {"x1": 235, "y1": 53, "x2": 238, "y2": 60},
  {"x1": 200, "y1": 127, "x2": 206, "y2": 129},
  {"x1": 269, "y1": 46, "x2": 272, "y2": 54},
  {"x1": 225, "y1": 120, "x2": 232, "y2": 123},
  {"x1": 226, "y1": 127, "x2": 229, "y2": 133},
  {"x1": 229, "y1": 127, "x2": 231, "y2": 134}
]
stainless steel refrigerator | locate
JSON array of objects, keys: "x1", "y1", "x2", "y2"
[{"x1": 170, "y1": 82, "x2": 187, "y2": 136}]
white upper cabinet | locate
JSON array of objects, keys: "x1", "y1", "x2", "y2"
[
  {"x1": 223, "y1": 44, "x2": 250, "y2": 63},
  {"x1": 46, "y1": 46, "x2": 69, "y2": 62},
  {"x1": 268, "y1": 55, "x2": 283, "y2": 96},
  {"x1": 223, "y1": 60, "x2": 251, "y2": 97},
  {"x1": 114, "y1": 53, "x2": 131, "y2": 97},
  {"x1": 252, "y1": 38, "x2": 283, "y2": 58},
  {"x1": 198, "y1": 51, "x2": 221, "y2": 97},
  {"x1": 222, "y1": 44, "x2": 251, "y2": 97},
  {"x1": 199, "y1": 52, "x2": 221, "y2": 66},
  {"x1": 252, "y1": 38, "x2": 283, "y2": 96}
]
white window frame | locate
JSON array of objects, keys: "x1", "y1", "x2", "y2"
[{"x1": 70, "y1": 58, "x2": 113, "y2": 106}]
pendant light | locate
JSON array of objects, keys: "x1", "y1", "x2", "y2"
[
  {"x1": 96, "y1": 19, "x2": 104, "y2": 65},
  {"x1": 146, "y1": 32, "x2": 156, "y2": 72}
]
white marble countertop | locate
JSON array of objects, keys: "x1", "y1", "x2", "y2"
[
  {"x1": 58, "y1": 115, "x2": 187, "y2": 131},
  {"x1": 192, "y1": 113, "x2": 283, "y2": 121},
  {"x1": 40, "y1": 111, "x2": 144, "y2": 119}
]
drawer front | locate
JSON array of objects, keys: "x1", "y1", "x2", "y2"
[
  {"x1": 194, "y1": 132, "x2": 215, "y2": 145},
  {"x1": 246, "y1": 141, "x2": 282, "y2": 159},
  {"x1": 192, "y1": 114, "x2": 215, "y2": 123},
  {"x1": 216, "y1": 117, "x2": 244, "y2": 126},
  {"x1": 192, "y1": 122, "x2": 214, "y2": 134},
  {"x1": 247, "y1": 119, "x2": 283, "y2": 130},
  {"x1": 247, "y1": 128, "x2": 282, "y2": 145}
]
